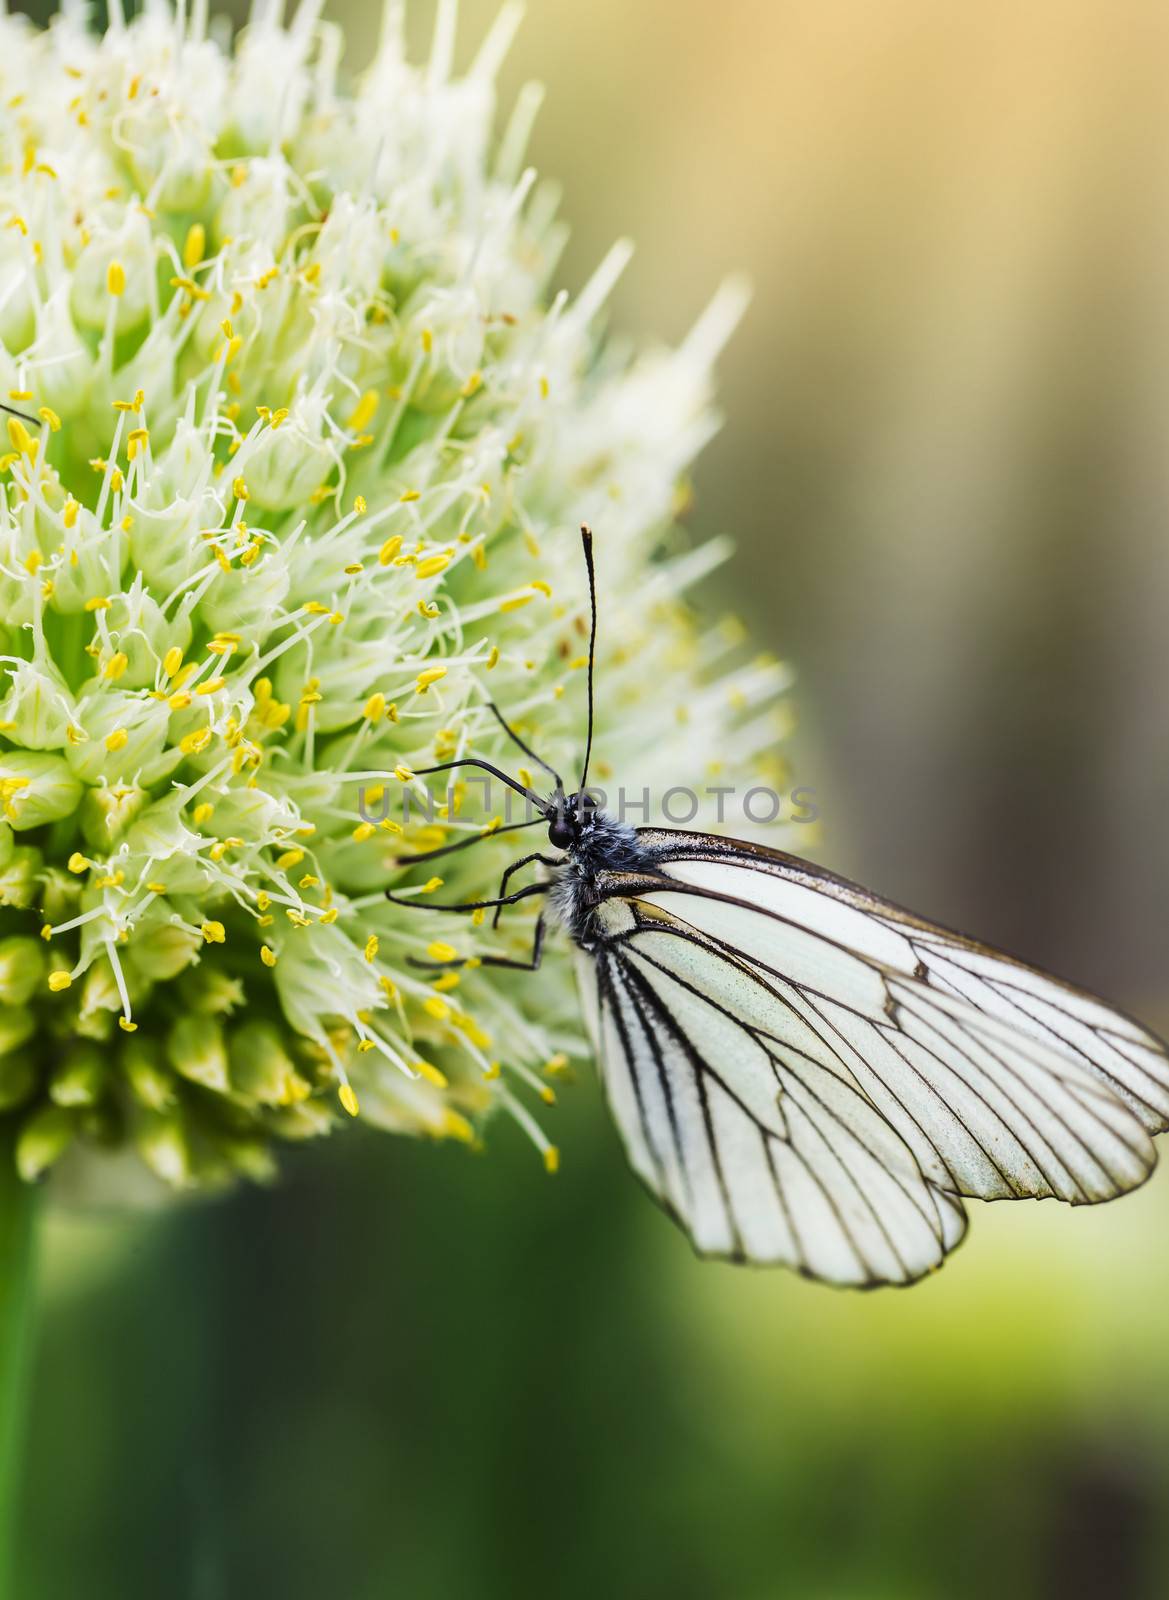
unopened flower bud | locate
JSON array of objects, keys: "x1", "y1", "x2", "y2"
[
  {"x1": 0, "y1": 937, "x2": 45, "y2": 1006},
  {"x1": 16, "y1": 1105, "x2": 76, "y2": 1181},
  {"x1": 167, "y1": 1014, "x2": 229, "y2": 1093}
]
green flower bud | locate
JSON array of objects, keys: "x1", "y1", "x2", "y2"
[
  {"x1": 217, "y1": 1136, "x2": 278, "y2": 1184},
  {"x1": 0, "y1": 659, "x2": 75, "y2": 749},
  {"x1": 16, "y1": 1105, "x2": 76, "y2": 1181},
  {"x1": 0, "y1": 938, "x2": 45, "y2": 1006},
  {"x1": 64, "y1": 692, "x2": 170, "y2": 787},
  {"x1": 0, "y1": 845, "x2": 39, "y2": 909},
  {"x1": 124, "y1": 919, "x2": 201, "y2": 983},
  {"x1": 121, "y1": 1036, "x2": 176, "y2": 1112},
  {"x1": 0, "y1": 753, "x2": 82, "y2": 831},
  {"x1": 229, "y1": 1020, "x2": 309, "y2": 1107},
  {"x1": 179, "y1": 965, "x2": 244, "y2": 1017},
  {"x1": 38, "y1": 867, "x2": 81, "y2": 924},
  {"x1": 265, "y1": 1098, "x2": 334, "y2": 1141},
  {"x1": 237, "y1": 400, "x2": 336, "y2": 512},
  {"x1": 69, "y1": 211, "x2": 154, "y2": 333},
  {"x1": 79, "y1": 784, "x2": 148, "y2": 848},
  {"x1": 30, "y1": 287, "x2": 94, "y2": 425},
  {"x1": 49, "y1": 1042, "x2": 107, "y2": 1107},
  {"x1": 167, "y1": 1014, "x2": 229, "y2": 1093},
  {"x1": 134, "y1": 1110, "x2": 191, "y2": 1188},
  {"x1": 100, "y1": 589, "x2": 191, "y2": 691}
]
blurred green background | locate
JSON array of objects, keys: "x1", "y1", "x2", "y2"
[{"x1": 18, "y1": 1, "x2": 1169, "y2": 1595}]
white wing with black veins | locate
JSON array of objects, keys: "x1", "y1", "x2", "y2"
[{"x1": 574, "y1": 830, "x2": 1169, "y2": 1287}]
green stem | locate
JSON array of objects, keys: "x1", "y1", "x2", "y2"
[{"x1": 0, "y1": 1122, "x2": 36, "y2": 1599}]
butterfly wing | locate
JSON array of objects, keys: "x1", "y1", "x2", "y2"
[{"x1": 576, "y1": 829, "x2": 1168, "y2": 1287}]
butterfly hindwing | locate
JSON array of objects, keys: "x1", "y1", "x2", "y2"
[{"x1": 576, "y1": 829, "x2": 1166, "y2": 1287}]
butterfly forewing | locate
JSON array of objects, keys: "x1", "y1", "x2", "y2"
[{"x1": 576, "y1": 829, "x2": 1167, "y2": 1287}]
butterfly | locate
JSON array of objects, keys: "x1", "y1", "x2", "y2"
[{"x1": 388, "y1": 527, "x2": 1169, "y2": 1287}]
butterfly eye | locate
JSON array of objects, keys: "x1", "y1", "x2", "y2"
[{"x1": 548, "y1": 816, "x2": 573, "y2": 849}]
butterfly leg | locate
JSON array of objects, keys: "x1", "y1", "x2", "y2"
[
  {"x1": 407, "y1": 909, "x2": 548, "y2": 973},
  {"x1": 475, "y1": 911, "x2": 547, "y2": 972},
  {"x1": 491, "y1": 852, "x2": 562, "y2": 929}
]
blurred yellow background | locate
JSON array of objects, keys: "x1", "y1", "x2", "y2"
[{"x1": 21, "y1": 3, "x2": 1169, "y2": 1595}]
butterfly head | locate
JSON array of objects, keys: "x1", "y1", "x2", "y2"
[{"x1": 546, "y1": 790, "x2": 599, "y2": 851}]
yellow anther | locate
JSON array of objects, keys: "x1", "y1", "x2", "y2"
[
  {"x1": 106, "y1": 260, "x2": 126, "y2": 296},
  {"x1": 352, "y1": 822, "x2": 376, "y2": 842},
  {"x1": 416, "y1": 552, "x2": 451, "y2": 580},
  {"x1": 530, "y1": 580, "x2": 552, "y2": 598},
  {"x1": 378, "y1": 535, "x2": 403, "y2": 565},
  {"x1": 232, "y1": 476, "x2": 249, "y2": 501},
  {"x1": 423, "y1": 996, "x2": 450, "y2": 1021},
  {"x1": 23, "y1": 550, "x2": 41, "y2": 576},
  {"x1": 256, "y1": 891, "x2": 270, "y2": 912},
  {"x1": 415, "y1": 666, "x2": 447, "y2": 693},
  {"x1": 353, "y1": 495, "x2": 367, "y2": 515},
  {"x1": 147, "y1": 882, "x2": 167, "y2": 895},
  {"x1": 260, "y1": 945, "x2": 277, "y2": 968},
  {"x1": 118, "y1": 1017, "x2": 137, "y2": 1032},
  {"x1": 168, "y1": 692, "x2": 192, "y2": 711},
  {"x1": 339, "y1": 1084, "x2": 359, "y2": 1117},
  {"x1": 398, "y1": 488, "x2": 421, "y2": 503},
  {"x1": 38, "y1": 406, "x2": 60, "y2": 432},
  {"x1": 196, "y1": 678, "x2": 226, "y2": 696},
  {"x1": 543, "y1": 1146, "x2": 561, "y2": 1175},
  {"x1": 363, "y1": 693, "x2": 385, "y2": 722},
  {"x1": 162, "y1": 646, "x2": 183, "y2": 678},
  {"x1": 421, "y1": 328, "x2": 433, "y2": 353},
  {"x1": 415, "y1": 1060, "x2": 448, "y2": 1089},
  {"x1": 276, "y1": 849, "x2": 304, "y2": 870},
  {"x1": 103, "y1": 652, "x2": 129, "y2": 681},
  {"x1": 104, "y1": 727, "x2": 128, "y2": 752},
  {"x1": 6, "y1": 417, "x2": 35, "y2": 457},
  {"x1": 63, "y1": 498, "x2": 79, "y2": 529},
  {"x1": 8, "y1": 390, "x2": 31, "y2": 402},
  {"x1": 418, "y1": 600, "x2": 439, "y2": 620},
  {"x1": 485, "y1": 646, "x2": 500, "y2": 670},
  {"x1": 183, "y1": 223, "x2": 205, "y2": 268},
  {"x1": 441, "y1": 1109, "x2": 474, "y2": 1143},
  {"x1": 500, "y1": 593, "x2": 533, "y2": 613},
  {"x1": 179, "y1": 728, "x2": 212, "y2": 755},
  {"x1": 347, "y1": 391, "x2": 379, "y2": 432},
  {"x1": 426, "y1": 941, "x2": 458, "y2": 963},
  {"x1": 298, "y1": 873, "x2": 319, "y2": 890},
  {"x1": 421, "y1": 877, "x2": 443, "y2": 894},
  {"x1": 319, "y1": 907, "x2": 339, "y2": 925},
  {"x1": 201, "y1": 921, "x2": 226, "y2": 944},
  {"x1": 48, "y1": 970, "x2": 73, "y2": 992},
  {"x1": 67, "y1": 852, "x2": 90, "y2": 874},
  {"x1": 126, "y1": 426, "x2": 149, "y2": 460},
  {"x1": 539, "y1": 375, "x2": 549, "y2": 398},
  {"x1": 84, "y1": 595, "x2": 110, "y2": 612}
]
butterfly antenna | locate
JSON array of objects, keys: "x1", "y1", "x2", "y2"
[
  {"x1": 578, "y1": 524, "x2": 598, "y2": 792},
  {"x1": 0, "y1": 400, "x2": 38, "y2": 428}
]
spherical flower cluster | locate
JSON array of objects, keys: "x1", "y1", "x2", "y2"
[{"x1": 0, "y1": 0, "x2": 788, "y2": 1194}]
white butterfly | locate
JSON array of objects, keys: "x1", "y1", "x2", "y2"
[{"x1": 390, "y1": 529, "x2": 1169, "y2": 1287}]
